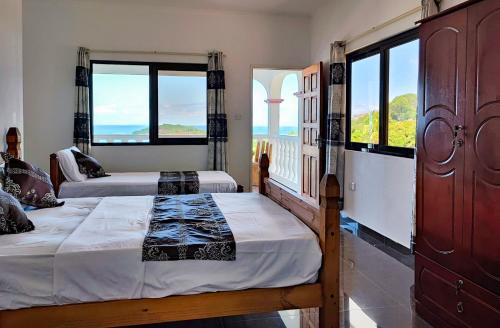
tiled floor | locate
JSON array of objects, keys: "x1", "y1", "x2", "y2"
[{"x1": 132, "y1": 229, "x2": 432, "y2": 328}]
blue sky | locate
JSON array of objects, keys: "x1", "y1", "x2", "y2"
[
  {"x1": 158, "y1": 75, "x2": 206, "y2": 126},
  {"x1": 253, "y1": 80, "x2": 268, "y2": 129},
  {"x1": 93, "y1": 73, "x2": 149, "y2": 126},
  {"x1": 93, "y1": 72, "x2": 206, "y2": 127},
  {"x1": 253, "y1": 73, "x2": 299, "y2": 129},
  {"x1": 351, "y1": 39, "x2": 419, "y2": 116}
]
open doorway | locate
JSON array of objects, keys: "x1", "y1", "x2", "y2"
[{"x1": 251, "y1": 68, "x2": 302, "y2": 192}]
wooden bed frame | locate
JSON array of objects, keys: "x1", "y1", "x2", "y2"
[
  {"x1": 1, "y1": 153, "x2": 340, "y2": 328},
  {"x1": 49, "y1": 153, "x2": 245, "y2": 195}
]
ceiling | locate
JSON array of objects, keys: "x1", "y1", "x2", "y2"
[{"x1": 81, "y1": 0, "x2": 328, "y2": 17}]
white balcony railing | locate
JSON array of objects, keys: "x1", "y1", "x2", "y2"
[
  {"x1": 268, "y1": 135, "x2": 300, "y2": 192},
  {"x1": 94, "y1": 134, "x2": 150, "y2": 144}
]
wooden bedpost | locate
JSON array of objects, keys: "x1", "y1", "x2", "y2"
[
  {"x1": 258, "y1": 153, "x2": 270, "y2": 195},
  {"x1": 319, "y1": 173, "x2": 340, "y2": 328},
  {"x1": 6, "y1": 127, "x2": 21, "y2": 159},
  {"x1": 50, "y1": 153, "x2": 61, "y2": 196}
]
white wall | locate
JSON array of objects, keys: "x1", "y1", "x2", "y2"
[
  {"x1": 310, "y1": 0, "x2": 466, "y2": 248},
  {"x1": 22, "y1": 0, "x2": 311, "y2": 187},
  {"x1": 343, "y1": 150, "x2": 415, "y2": 247},
  {"x1": 0, "y1": 0, "x2": 23, "y2": 155}
]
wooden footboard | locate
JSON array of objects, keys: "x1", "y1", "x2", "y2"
[
  {"x1": 3, "y1": 153, "x2": 340, "y2": 328},
  {"x1": 259, "y1": 153, "x2": 340, "y2": 327}
]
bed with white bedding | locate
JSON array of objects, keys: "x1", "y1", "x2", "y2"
[
  {"x1": 0, "y1": 193, "x2": 322, "y2": 311},
  {"x1": 50, "y1": 150, "x2": 240, "y2": 198},
  {"x1": 57, "y1": 171, "x2": 238, "y2": 198}
]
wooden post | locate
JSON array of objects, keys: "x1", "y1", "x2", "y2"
[
  {"x1": 6, "y1": 127, "x2": 21, "y2": 159},
  {"x1": 319, "y1": 173, "x2": 340, "y2": 328},
  {"x1": 258, "y1": 153, "x2": 270, "y2": 195},
  {"x1": 50, "y1": 153, "x2": 61, "y2": 196}
]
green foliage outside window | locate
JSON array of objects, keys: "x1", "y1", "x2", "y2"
[
  {"x1": 351, "y1": 111, "x2": 379, "y2": 144},
  {"x1": 351, "y1": 93, "x2": 417, "y2": 148},
  {"x1": 388, "y1": 93, "x2": 416, "y2": 147}
]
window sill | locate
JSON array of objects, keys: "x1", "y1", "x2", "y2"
[
  {"x1": 345, "y1": 143, "x2": 415, "y2": 159},
  {"x1": 91, "y1": 140, "x2": 208, "y2": 147}
]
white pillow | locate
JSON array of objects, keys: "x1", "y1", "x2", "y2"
[{"x1": 56, "y1": 146, "x2": 87, "y2": 182}]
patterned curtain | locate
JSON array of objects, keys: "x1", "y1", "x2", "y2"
[
  {"x1": 421, "y1": 0, "x2": 441, "y2": 18},
  {"x1": 74, "y1": 47, "x2": 91, "y2": 154},
  {"x1": 207, "y1": 51, "x2": 228, "y2": 172},
  {"x1": 326, "y1": 41, "x2": 346, "y2": 209}
]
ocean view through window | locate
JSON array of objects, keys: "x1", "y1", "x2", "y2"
[
  {"x1": 91, "y1": 61, "x2": 208, "y2": 145},
  {"x1": 157, "y1": 70, "x2": 207, "y2": 139},
  {"x1": 92, "y1": 63, "x2": 150, "y2": 144}
]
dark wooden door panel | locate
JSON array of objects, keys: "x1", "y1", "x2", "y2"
[
  {"x1": 302, "y1": 155, "x2": 310, "y2": 196},
  {"x1": 304, "y1": 98, "x2": 310, "y2": 123},
  {"x1": 311, "y1": 97, "x2": 318, "y2": 123},
  {"x1": 421, "y1": 169, "x2": 456, "y2": 253},
  {"x1": 310, "y1": 157, "x2": 317, "y2": 200},
  {"x1": 463, "y1": 0, "x2": 500, "y2": 294},
  {"x1": 303, "y1": 128, "x2": 310, "y2": 145},
  {"x1": 416, "y1": 8, "x2": 467, "y2": 271},
  {"x1": 301, "y1": 63, "x2": 323, "y2": 205},
  {"x1": 304, "y1": 75, "x2": 310, "y2": 93},
  {"x1": 424, "y1": 28, "x2": 459, "y2": 115}
]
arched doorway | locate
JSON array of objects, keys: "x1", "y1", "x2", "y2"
[{"x1": 251, "y1": 68, "x2": 302, "y2": 191}]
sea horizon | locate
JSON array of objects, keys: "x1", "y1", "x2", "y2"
[{"x1": 94, "y1": 124, "x2": 298, "y2": 136}]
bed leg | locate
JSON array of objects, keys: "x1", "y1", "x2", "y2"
[{"x1": 318, "y1": 174, "x2": 340, "y2": 328}]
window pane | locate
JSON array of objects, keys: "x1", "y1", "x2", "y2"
[
  {"x1": 388, "y1": 40, "x2": 419, "y2": 148},
  {"x1": 92, "y1": 64, "x2": 150, "y2": 144},
  {"x1": 158, "y1": 70, "x2": 207, "y2": 138},
  {"x1": 253, "y1": 80, "x2": 268, "y2": 135},
  {"x1": 350, "y1": 54, "x2": 380, "y2": 144},
  {"x1": 279, "y1": 74, "x2": 299, "y2": 136}
]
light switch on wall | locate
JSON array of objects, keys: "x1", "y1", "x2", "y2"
[{"x1": 350, "y1": 182, "x2": 356, "y2": 191}]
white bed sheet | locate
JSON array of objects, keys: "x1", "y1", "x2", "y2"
[
  {"x1": 58, "y1": 171, "x2": 238, "y2": 198},
  {"x1": 0, "y1": 198, "x2": 100, "y2": 310},
  {"x1": 0, "y1": 193, "x2": 322, "y2": 310}
]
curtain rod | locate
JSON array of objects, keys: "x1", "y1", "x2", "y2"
[
  {"x1": 89, "y1": 49, "x2": 225, "y2": 57},
  {"x1": 345, "y1": 6, "x2": 421, "y2": 45}
]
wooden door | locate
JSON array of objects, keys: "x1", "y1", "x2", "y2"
[
  {"x1": 415, "y1": 9, "x2": 467, "y2": 272},
  {"x1": 301, "y1": 63, "x2": 324, "y2": 205},
  {"x1": 462, "y1": 0, "x2": 500, "y2": 295}
]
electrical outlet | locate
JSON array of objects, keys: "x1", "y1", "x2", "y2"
[{"x1": 350, "y1": 182, "x2": 356, "y2": 191}]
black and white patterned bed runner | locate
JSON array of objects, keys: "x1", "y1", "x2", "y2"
[
  {"x1": 158, "y1": 171, "x2": 200, "y2": 195},
  {"x1": 142, "y1": 194, "x2": 236, "y2": 261}
]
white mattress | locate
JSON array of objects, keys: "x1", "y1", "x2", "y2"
[
  {"x1": 58, "y1": 171, "x2": 238, "y2": 198},
  {"x1": 0, "y1": 193, "x2": 322, "y2": 310},
  {"x1": 0, "y1": 198, "x2": 100, "y2": 310}
]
